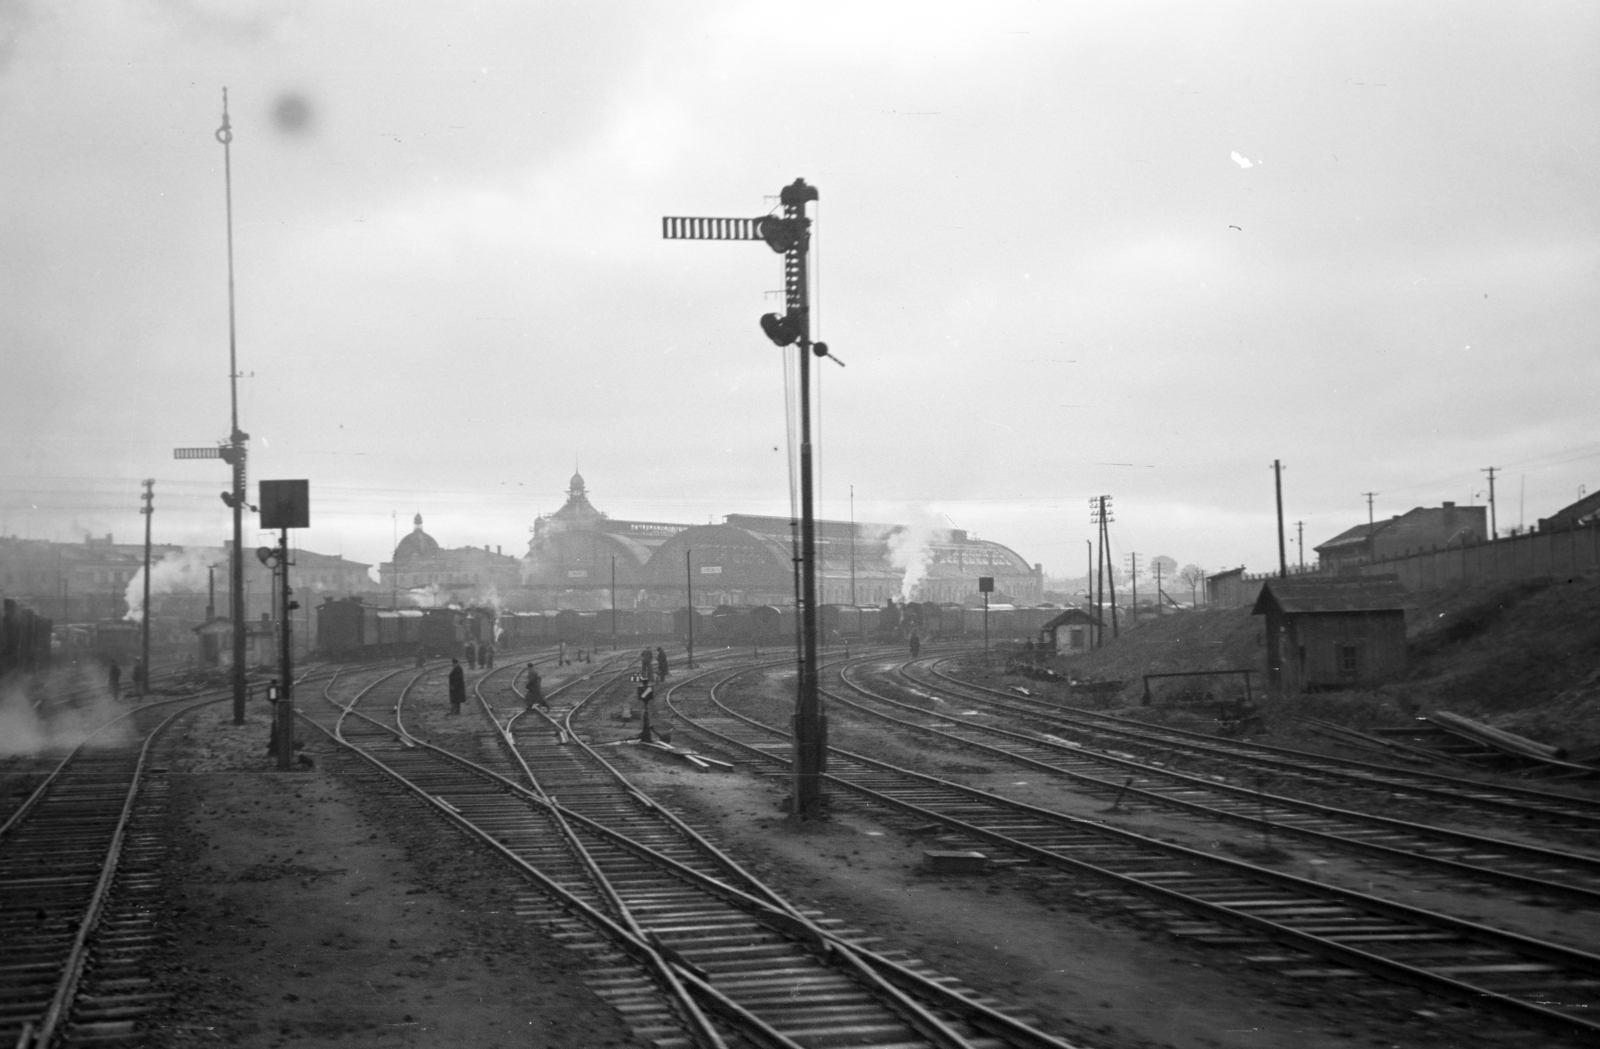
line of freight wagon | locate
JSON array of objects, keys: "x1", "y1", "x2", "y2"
[{"x1": 314, "y1": 597, "x2": 1064, "y2": 659}]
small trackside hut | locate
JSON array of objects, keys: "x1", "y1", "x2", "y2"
[
  {"x1": 1039, "y1": 608, "x2": 1097, "y2": 655},
  {"x1": 1252, "y1": 575, "x2": 1408, "y2": 693}
]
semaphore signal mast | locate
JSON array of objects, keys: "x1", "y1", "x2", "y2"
[
  {"x1": 175, "y1": 89, "x2": 251, "y2": 724},
  {"x1": 662, "y1": 180, "x2": 842, "y2": 817}
]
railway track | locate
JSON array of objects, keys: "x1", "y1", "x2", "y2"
[
  {"x1": 0, "y1": 692, "x2": 224, "y2": 1049},
  {"x1": 306, "y1": 654, "x2": 1076, "y2": 1049},
  {"x1": 669, "y1": 662, "x2": 1600, "y2": 1041},
  {"x1": 830, "y1": 656, "x2": 1600, "y2": 909},
  {"x1": 911, "y1": 659, "x2": 1600, "y2": 834}
]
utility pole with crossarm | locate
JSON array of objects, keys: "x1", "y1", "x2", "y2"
[{"x1": 663, "y1": 179, "x2": 836, "y2": 817}]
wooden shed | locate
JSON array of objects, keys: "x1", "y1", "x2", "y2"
[
  {"x1": 1251, "y1": 576, "x2": 1408, "y2": 693},
  {"x1": 1039, "y1": 608, "x2": 1098, "y2": 655}
]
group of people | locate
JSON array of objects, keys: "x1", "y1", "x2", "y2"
[
  {"x1": 106, "y1": 658, "x2": 146, "y2": 700},
  {"x1": 640, "y1": 646, "x2": 668, "y2": 682},
  {"x1": 441, "y1": 644, "x2": 671, "y2": 719}
]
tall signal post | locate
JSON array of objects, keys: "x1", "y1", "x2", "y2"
[
  {"x1": 257, "y1": 480, "x2": 308, "y2": 771},
  {"x1": 664, "y1": 179, "x2": 839, "y2": 817},
  {"x1": 175, "y1": 90, "x2": 250, "y2": 724}
]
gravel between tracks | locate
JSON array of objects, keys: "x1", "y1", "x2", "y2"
[{"x1": 144, "y1": 699, "x2": 634, "y2": 1048}]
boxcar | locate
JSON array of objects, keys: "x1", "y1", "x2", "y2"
[
  {"x1": 316, "y1": 598, "x2": 366, "y2": 656},
  {"x1": 637, "y1": 609, "x2": 673, "y2": 637},
  {"x1": 856, "y1": 606, "x2": 880, "y2": 638}
]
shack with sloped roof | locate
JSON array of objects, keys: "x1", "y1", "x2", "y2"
[{"x1": 1251, "y1": 575, "x2": 1408, "y2": 693}]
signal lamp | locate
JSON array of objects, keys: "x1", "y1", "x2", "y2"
[{"x1": 759, "y1": 311, "x2": 801, "y2": 347}]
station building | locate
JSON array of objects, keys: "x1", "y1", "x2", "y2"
[
  {"x1": 378, "y1": 514, "x2": 522, "y2": 603},
  {"x1": 521, "y1": 473, "x2": 688, "y2": 610},
  {"x1": 380, "y1": 474, "x2": 1044, "y2": 612}
]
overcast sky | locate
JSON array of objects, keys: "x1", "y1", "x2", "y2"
[{"x1": 2, "y1": 1, "x2": 1596, "y2": 580}]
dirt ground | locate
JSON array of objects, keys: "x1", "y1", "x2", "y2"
[
  {"x1": 642, "y1": 665, "x2": 1597, "y2": 1049},
  {"x1": 120, "y1": 646, "x2": 1598, "y2": 1049},
  {"x1": 145, "y1": 700, "x2": 635, "y2": 1048}
]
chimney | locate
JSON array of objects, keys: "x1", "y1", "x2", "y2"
[{"x1": 496, "y1": 545, "x2": 502, "y2": 555}]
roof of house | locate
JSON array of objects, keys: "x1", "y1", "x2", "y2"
[
  {"x1": 1541, "y1": 489, "x2": 1600, "y2": 530},
  {"x1": 1251, "y1": 575, "x2": 1409, "y2": 616},
  {"x1": 1042, "y1": 608, "x2": 1099, "y2": 630},
  {"x1": 1315, "y1": 523, "x2": 1380, "y2": 552}
]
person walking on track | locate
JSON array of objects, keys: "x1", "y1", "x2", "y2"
[
  {"x1": 447, "y1": 658, "x2": 466, "y2": 716},
  {"x1": 523, "y1": 664, "x2": 546, "y2": 711},
  {"x1": 655, "y1": 646, "x2": 668, "y2": 681},
  {"x1": 909, "y1": 632, "x2": 921, "y2": 658}
]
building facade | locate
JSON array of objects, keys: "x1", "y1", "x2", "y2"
[
  {"x1": 378, "y1": 514, "x2": 522, "y2": 604},
  {"x1": 1315, "y1": 502, "x2": 1487, "y2": 571}
]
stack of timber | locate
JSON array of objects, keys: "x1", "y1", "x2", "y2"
[{"x1": 1428, "y1": 710, "x2": 1597, "y2": 777}]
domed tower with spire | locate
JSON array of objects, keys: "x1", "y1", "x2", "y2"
[{"x1": 393, "y1": 513, "x2": 441, "y2": 563}]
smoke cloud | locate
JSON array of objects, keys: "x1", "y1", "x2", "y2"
[
  {"x1": 0, "y1": 664, "x2": 132, "y2": 757},
  {"x1": 123, "y1": 547, "x2": 221, "y2": 622},
  {"x1": 887, "y1": 525, "x2": 941, "y2": 601}
]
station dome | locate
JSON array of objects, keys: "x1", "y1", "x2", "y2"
[{"x1": 393, "y1": 513, "x2": 441, "y2": 562}]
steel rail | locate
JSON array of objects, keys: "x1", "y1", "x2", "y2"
[
  {"x1": 318, "y1": 655, "x2": 1077, "y2": 1048},
  {"x1": 318, "y1": 659, "x2": 737, "y2": 1049},
  {"x1": 510, "y1": 656, "x2": 1057, "y2": 1049},
  {"x1": 367, "y1": 653, "x2": 975, "y2": 1049},
  {"x1": 830, "y1": 657, "x2": 1600, "y2": 906},
  {"x1": 2, "y1": 689, "x2": 235, "y2": 1049},
  {"x1": 916, "y1": 660, "x2": 1600, "y2": 829},
  {"x1": 669, "y1": 663, "x2": 1600, "y2": 1039}
]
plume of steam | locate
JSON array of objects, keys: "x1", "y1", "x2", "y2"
[
  {"x1": 0, "y1": 666, "x2": 133, "y2": 757},
  {"x1": 887, "y1": 525, "x2": 938, "y2": 601},
  {"x1": 124, "y1": 548, "x2": 221, "y2": 622}
]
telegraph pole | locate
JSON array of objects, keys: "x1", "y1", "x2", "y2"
[
  {"x1": 139, "y1": 480, "x2": 154, "y2": 696},
  {"x1": 1273, "y1": 460, "x2": 1287, "y2": 579},
  {"x1": 663, "y1": 179, "x2": 837, "y2": 816},
  {"x1": 1482, "y1": 467, "x2": 1499, "y2": 540},
  {"x1": 684, "y1": 549, "x2": 694, "y2": 669},
  {"x1": 1295, "y1": 520, "x2": 1305, "y2": 571},
  {"x1": 1090, "y1": 496, "x2": 1117, "y2": 641},
  {"x1": 1088, "y1": 540, "x2": 1100, "y2": 639},
  {"x1": 611, "y1": 555, "x2": 617, "y2": 651},
  {"x1": 849, "y1": 485, "x2": 856, "y2": 606},
  {"x1": 1126, "y1": 552, "x2": 1138, "y2": 627}
]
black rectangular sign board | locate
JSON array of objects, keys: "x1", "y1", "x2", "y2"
[
  {"x1": 978, "y1": 576, "x2": 994, "y2": 593},
  {"x1": 259, "y1": 480, "x2": 310, "y2": 530}
]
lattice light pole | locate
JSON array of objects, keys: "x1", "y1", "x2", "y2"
[{"x1": 663, "y1": 179, "x2": 835, "y2": 817}]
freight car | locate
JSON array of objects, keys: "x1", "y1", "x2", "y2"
[
  {"x1": 1, "y1": 598, "x2": 53, "y2": 678},
  {"x1": 316, "y1": 598, "x2": 501, "y2": 660}
]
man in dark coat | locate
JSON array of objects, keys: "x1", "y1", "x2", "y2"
[
  {"x1": 447, "y1": 659, "x2": 466, "y2": 716},
  {"x1": 108, "y1": 663, "x2": 121, "y2": 700},
  {"x1": 909, "y1": 632, "x2": 921, "y2": 658},
  {"x1": 523, "y1": 664, "x2": 546, "y2": 710},
  {"x1": 655, "y1": 646, "x2": 668, "y2": 681},
  {"x1": 484, "y1": 643, "x2": 495, "y2": 668}
]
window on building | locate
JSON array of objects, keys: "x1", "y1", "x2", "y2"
[{"x1": 1339, "y1": 644, "x2": 1359, "y2": 675}]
